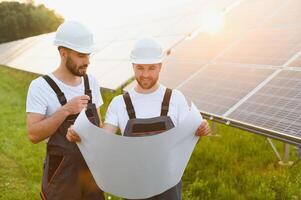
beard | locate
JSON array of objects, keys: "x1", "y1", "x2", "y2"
[
  {"x1": 66, "y1": 56, "x2": 87, "y2": 77},
  {"x1": 136, "y1": 76, "x2": 158, "y2": 89}
]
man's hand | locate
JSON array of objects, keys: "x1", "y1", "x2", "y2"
[
  {"x1": 63, "y1": 95, "x2": 90, "y2": 115},
  {"x1": 66, "y1": 125, "x2": 81, "y2": 142},
  {"x1": 195, "y1": 120, "x2": 210, "y2": 136}
]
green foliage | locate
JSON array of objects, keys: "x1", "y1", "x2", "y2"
[
  {"x1": 182, "y1": 124, "x2": 301, "y2": 200},
  {"x1": 0, "y1": 65, "x2": 43, "y2": 199},
  {"x1": 0, "y1": 2, "x2": 63, "y2": 43},
  {"x1": 0, "y1": 65, "x2": 300, "y2": 199},
  {"x1": 100, "y1": 88, "x2": 123, "y2": 120}
]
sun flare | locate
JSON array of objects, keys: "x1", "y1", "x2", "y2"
[{"x1": 201, "y1": 10, "x2": 224, "y2": 33}]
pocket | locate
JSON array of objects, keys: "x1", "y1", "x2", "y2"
[{"x1": 47, "y1": 154, "x2": 65, "y2": 186}]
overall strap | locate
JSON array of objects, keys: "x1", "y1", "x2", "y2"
[
  {"x1": 42, "y1": 75, "x2": 67, "y2": 105},
  {"x1": 123, "y1": 92, "x2": 136, "y2": 119},
  {"x1": 161, "y1": 88, "x2": 172, "y2": 116},
  {"x1": 83, "y1": 74, "x2": 92, "y2": 103}
]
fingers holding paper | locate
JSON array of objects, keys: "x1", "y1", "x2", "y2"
[
  {"x1": 195, "y1": 120, "x2": 210, "y2": 137},
  {"x1": 66, "y1": 125, "x2": 81, "y2": 142}
]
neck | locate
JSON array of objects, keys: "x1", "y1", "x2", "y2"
[
  {"x1": 135, "y1": 83, "x2": 160, "y2": 94},
  {"x1": 53, "y1": 64, "x2": 81, "y2": 86}
]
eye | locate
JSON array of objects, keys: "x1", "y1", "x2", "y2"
[{"x1": 78, "y1": 53, "x2": 89, "y2": 58}]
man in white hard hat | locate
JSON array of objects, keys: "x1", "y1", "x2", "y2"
[
  {"x1": 105, "y1": 37, "x2": 210, "y2": 200},
  {"x1": 68, "y1": 37, "x2": 210, "y2": 200},
  {"x1": 26, "y1": 21, "x2": 105, "y2": 200}
]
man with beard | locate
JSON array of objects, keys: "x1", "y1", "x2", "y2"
[
  {"x1": 26, "y1": 21, "x2": 104, "y2": 200},
  {"x1": 67, "y1": 37, "x2": 210, "y2": 200}
]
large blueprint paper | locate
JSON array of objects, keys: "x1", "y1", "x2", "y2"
[{"x1": 73, "y1": 103, "x2": 202, "y2": 199}]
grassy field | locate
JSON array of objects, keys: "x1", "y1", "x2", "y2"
[{"x1": 0, "y1": 65, "x2": 300, "y2": 200}]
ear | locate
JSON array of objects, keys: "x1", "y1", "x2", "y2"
[
  {"x1": 158, "y1": 63, "x2": 162, "y2": 71},
  {"x1": 132, "y1": 63, "x2": 137, "y2": 70},
  {"x1": 59, "y1": 47, "x2": 68, "y2": 60}
]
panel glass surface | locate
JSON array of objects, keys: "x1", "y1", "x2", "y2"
[
  {"x1": 178, "y1": 63, "x2": 275, "y2": 115},
  {"x1": 219, "y1": 27, "x2": 301, "y2": 66},
  {"x1": 229, "y1": 70, "x2": 301, "y2": 137}
]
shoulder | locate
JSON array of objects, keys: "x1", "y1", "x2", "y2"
[
  {"x1": 110, "y1": 94, "x2": 125, "y2": 106},
  {"x1": 86, "y1": 74, "x2": 99, "y2": 86},
  {"x1": 171, "y1": 89, "x2": 186, "y2": 102},
  {"x1": 171, "y1": 89, "x2": 184, "y2": 97},
  {"x1": 28, "y1": 76, "x2": 49, "y2": 91},
  {"x1": 85, "y1": 74, "x2": 100, "y2": 95},
  {"x1": 106, "y1": 94, "x2": 125, "y2": 113},
  {"x1": 170, "y1": 89, "x2": 189, "y2": 112}
]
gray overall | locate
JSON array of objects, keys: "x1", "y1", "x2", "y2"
[
  {"x1": 40, "y1": 75, "x2": 104, "y2": 200},
  {"x1": 123, "y1": 88, "x2": 182, "y2": 200}
]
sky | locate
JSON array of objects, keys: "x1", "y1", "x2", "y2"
[
  {"x1": 1, "y1": 0, "x2": 189, "y2": 25},
  {"x1": 1, "y1": 0, "x2": 227, "y2": 34},
  {"x1": 33, "y1": 0, "x2": 196, "y2": 31},
  {"x1": 0, "y1": 0, "x2": 232, "y2": 43}
]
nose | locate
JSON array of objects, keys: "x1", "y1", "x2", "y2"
[
  {"x1": 85, "y1": 55, "x2": 90, "y2": 65},
  {"x1": 141, "y1": 69, "x2": 151, "y2": 78}
]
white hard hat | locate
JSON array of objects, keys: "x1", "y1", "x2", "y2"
[
  {"x1": 54, "y1": 21, "x2": 96, "y2": 54},
  {"x1": 130, "y1": 37, "x2": 164, "y2": 64}
]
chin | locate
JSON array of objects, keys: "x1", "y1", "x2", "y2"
[
  {"x1": 78, "y1": 71, "x2": 87, "y2": 76},
  {"x1": 142, "y1": 84, "x2": 155, "y2": 90}
]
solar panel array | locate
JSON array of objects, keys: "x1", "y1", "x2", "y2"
[
  {"x1": 155, "y1": 0, "x2": 301, "y2": 140},
  {"x1": 0, "y1": 0, "x2": 236, "y2": 89},
  {"x1": 1, "y1": 0, "x2": 300, "y2": 141}
]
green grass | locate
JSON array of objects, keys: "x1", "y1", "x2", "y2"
[
  {"x1": 0, "y1": 66, "x2": 44, "y2": 199},
  {"x1": 0, "y1": 65, "x2": 300, "y2": 200}
]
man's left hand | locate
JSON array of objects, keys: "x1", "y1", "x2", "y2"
[{"x1": 195, "y1": 120, "x2": 210, "y2": 136}]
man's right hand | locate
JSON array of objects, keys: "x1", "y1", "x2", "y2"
[
  {"x1": 66, "y1": 125, "x2": 81, "y2": 142},
  {"x1": 63, "y1": 95, "x2": 90, "y2": 115}
]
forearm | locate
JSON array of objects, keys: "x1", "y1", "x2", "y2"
[{"x1": 27, "y1": 107, "x2": 70, "y2": 143}]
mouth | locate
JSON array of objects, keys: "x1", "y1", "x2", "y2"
[
  {"x1": 79, "y1": 66, "x2": 88, "y2": 71},
  {"x1": 141, "y1": 77, "x2": 152, "y2": 81}
]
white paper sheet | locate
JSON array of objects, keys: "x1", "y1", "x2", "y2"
[{"x1": 74, "y1": 103, "x2": 203, "y2": 199}]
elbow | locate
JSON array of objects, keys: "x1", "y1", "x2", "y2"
[{"x1": 27, "y1": 131, "x2": 41, "y2": 144}]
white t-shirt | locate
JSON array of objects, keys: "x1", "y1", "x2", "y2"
[
  {"x1": 105, "y1": 85, "x2": 189, "y2": 135},
  {"x1": 26, "y1": 73, "x2": 103, "y2": 116}
]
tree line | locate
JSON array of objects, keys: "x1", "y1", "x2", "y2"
[{"x1": 0, "y1": 1, "x2": 63, "y2": 43}]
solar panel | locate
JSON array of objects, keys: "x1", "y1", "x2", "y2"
[
  {"x1": 5, "y1": 33, "x2": 58, "y2": 74},
  {"x1": 92, "y1": 61, "x2": 134, "y2": 89},
  {"x1": 264, "y1": 0, "x2": 301, "y2": 28},
  {"x1": 228, "y1": 70, "x2": 301, "y2": 137},
  {"x1": 159, "y1": 59, "x2": 208, "y2": 88},
  {"x1": 218, "y1": 27, "x2": 301, "y2": 66},
  {"x1": 289, "y1": 56, "x2": 301, "y2": 68},
  {"x1": 175, "y1": 63, "x2": 275, "y2": 115},
  {"x1": 0, "y1": 35, "x2": 39, "y2": 65},
  {"x1": 170, "y1": 30, "x2": 242, "y2": 62},
  {"x1": 224, "y1": 0, "x2": 285, "y2": 31},
  {"x1": 93, "y1": 40, "x2": 134, "y2": 61}
]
